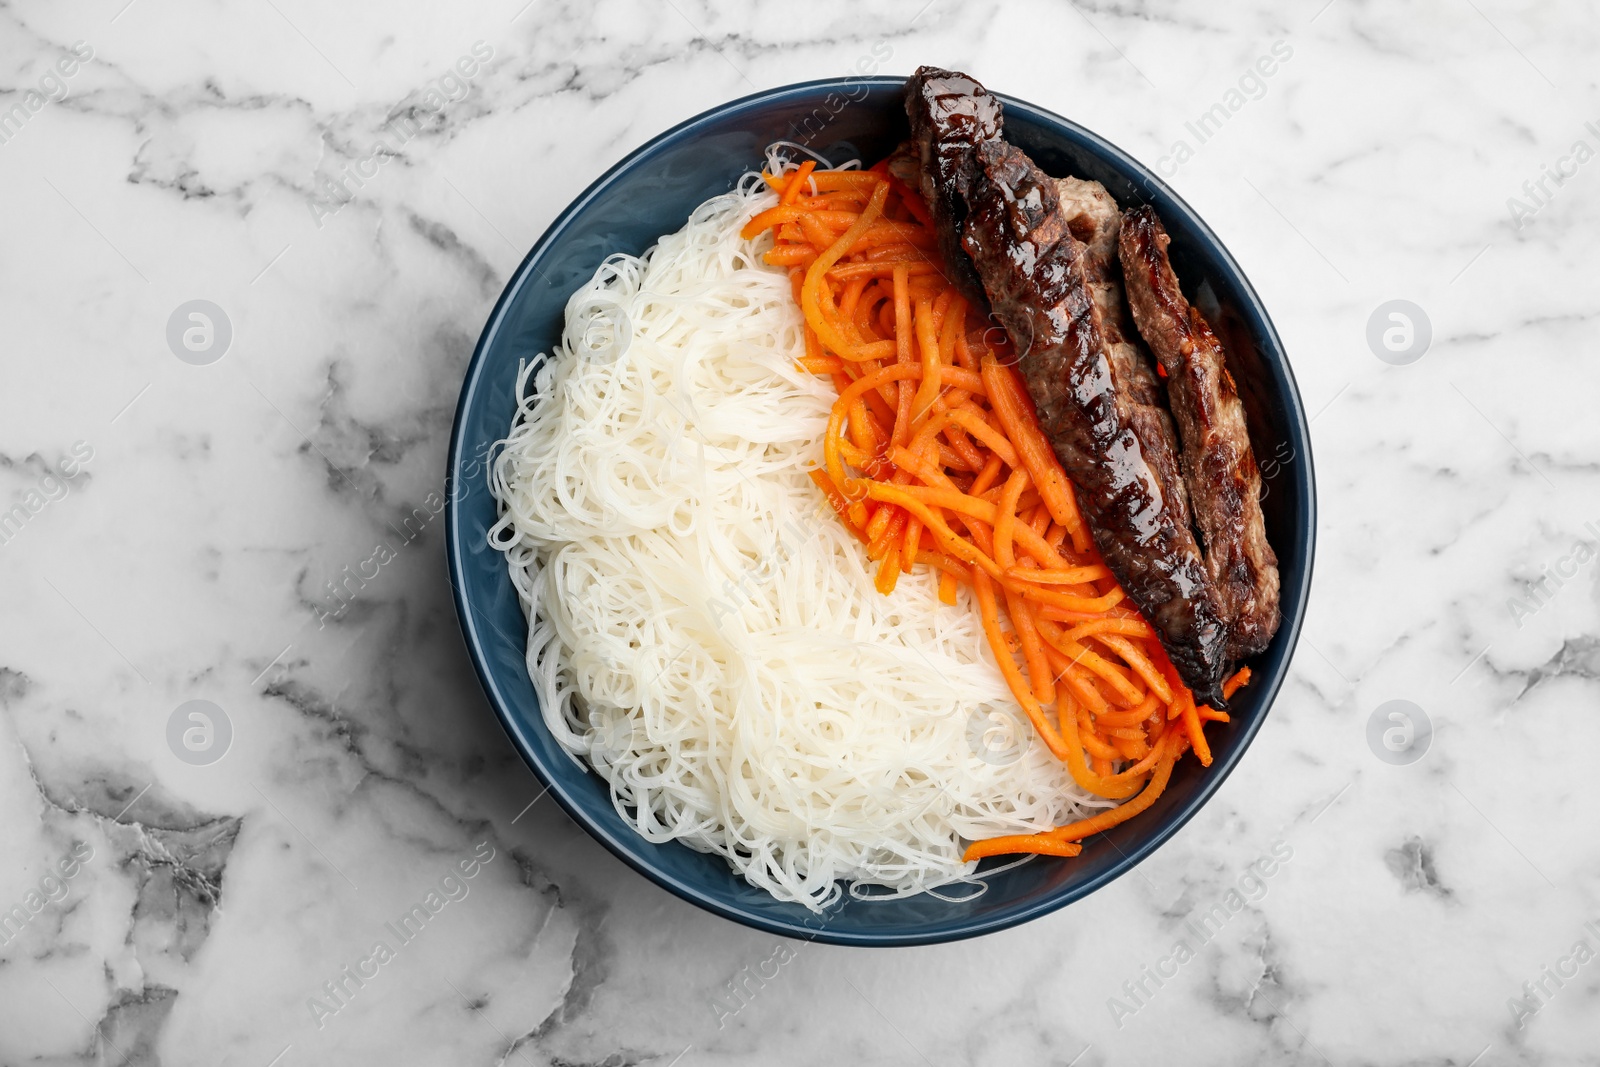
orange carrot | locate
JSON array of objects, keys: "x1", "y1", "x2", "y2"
[
  {"x1": 909, "y1": 294, "x2": 944, "y2": 426},
  {"x1": 1004, "y1": 565, "x2": 1112, "y2": 586},
  {"x1": 981, "y1": 356, "x2": 1088, "y2": 550},
  {"x1": 891, "y1": 264, "x2": 914, "y2": 447},
  {"x1": 1005, "y1": 588, "x2": 1055, "y2": 707},
  {"x1": 972, "y1": 569, "x2": 1070, "y2": 762},
  {"x1": 781, "y1": 159, "x2": 815, "y2": 205},
  {"x1": 801, "y1": 182, "x2": 890, "y2": 361},
  {"x1": 1182, "y1": 687, "x2": 1212, "y2": 767},
  {"x1": 1047, "y1": 732, "x2": 1183, "y2": 843},
  {"x1": 964, "y1": 835, "x2": 1083, "y2": 861}
]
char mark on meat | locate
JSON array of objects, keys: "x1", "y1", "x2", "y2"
[
  {"x1": 1052, "y1": 177, "x2": 1195, "y2": 535},
  {"x1": 1119, "y1": 206, "x2": 1280, "y2": 660},
  {"x1": 960, "y1": 138, "x2": 1231, "y2": 705},
  {"x1": 903, "y1": 65, "x2": 1004, "y2": 302}
]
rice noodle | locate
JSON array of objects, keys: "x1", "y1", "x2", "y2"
[{"x1": 488, "y1": 168, "x2": 1114, "y2": 909}]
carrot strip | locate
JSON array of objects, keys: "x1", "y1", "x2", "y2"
[
  {"x1": 943, "y1": 405, "x2": 1020, "y2": 467},
  {"x1": 873, "y1": 473, "x2": 1067, "y2": 573},
  {"x1": 827, "y1": 260, "x2": 940, "y2": 280},
  {"x1": 807, "y1": 469, "x2": 866, "y2": 538},
  {"x1": 1179, "y1": 686, "x2": 1212, "y2": 766},
  {"x1": 880, "y1": 169, "x2": 935, "y2": 229},
  {"x1": 781, "y1": 159, "x2": 815, "y2": 205},
  {"x1": 763, "y1": 245, "x2": 817, "y2": 267},
  {"x1": 992, "y1": 469, "x2": 1029, "y2": 571},
  {"x1": 1077, "y1": 706, "x2": 1122, "y2": 761},
  {"x1": 1003, "y1": 565, "x2": 1112, "y2": 587},
  {"x1": 796, "y1": 170, "x2": 883, "y2": 192},
  {"x1": 963, "y1": 835, "x2": 1083, "y2": 862},
  {"x1": 795, "y1": 212, "x2": 844, "y2": 252},
  {"x1": 940, "y1": 421, "x2": 987, "y2": 472},
  {"x1": 798, "y1": 355, "x2": 845, "y2": 375},
  {"x1": 900, "y1": 510, "x2": 922, "y2": 575},
  {"x1": 1102, "y1": 690, "x2": 1161, "y2": 727},
  {"x1": 972, "y1": 570, "x2": 1070, "y2": 761},
  {"x1": 1005, "y1": 587, "x2": 1055, "y2": 706},
  {"x1": 1111, "y1": 731, "x2": 1150, "y2": 760},
  {"x1": 1041, "y1": 644, "x2": 1108, "y2": 715},
  {"x1": 743, "y1": 203, "x2": 859, "y2": 241},
  {"x1": 1096, "y1": 633, "x2": 1172, "y2": 704},
  {"x1": 866, "y1": 500, "x2": 908, "y2": 558},
  {"x1": 875, "y1": 546, "x2": 901, "y2": 594},
  {"x1": 1017, "y1": 583, "x2": 1126, "y2": 614},
  {"x1": 1053, "y1": 681, "x2": 1149, "y2": 800},
  {"x1": 909, "y1": 293, "x2": 945, "y2": 425},
  {"x1": 1051, "y1": 732, "x2": 1183, "y2": 841},
  {"x1": 891, "y1": 264, "x2": 914, "y2": 447},
  {"x1": 801, "y1": 181, "x2": 890, "y2": 361},
  {"x1": 938, "y1": 295, "x2": 966, "y2": 366},
  {"x1": 981, "y1": 356, "x2": 1088, "y2": 549},
  {"x1": 857, "y1": 481, "x2": 1003, "y2": 582},
  {"x1": 854, "y1": 221, "x2": 936, "y2": 250},
  {"x1": 824, "y1": 363, "x2": 922, "y2": 492},
  {"x1": 969, "y1": 453, "x2": 1004, "y2": 497},
  {"x1": 1035, "y1": 623, "x2": 1145, "y2": 708}
]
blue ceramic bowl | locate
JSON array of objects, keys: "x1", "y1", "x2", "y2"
[{"x1": 446, "y1": 77, "x2": 1315, "y2": 946}]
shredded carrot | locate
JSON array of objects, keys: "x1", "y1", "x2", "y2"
[
  {"x1": 765, "y1": 159, "x2": 1255, "y2": 865},
  {"x1": 963, "y1": 835, "x2": 1083, "y2": 861},
  {"x1": 909, "y1": 294, "x2": 944, "y2": 426},
  {"x1": 781, "y1": 159, "x2": 815, "y2": 205},
  {"x1": 991, "y1": 469, "x2": 1029, "y2": 570},
  {"x1": 1180, "y1": 686, "x2": 1211, "y2": 767},
  {"x1": 1036, "y1": 730, "x2": 1185, "y2": 846},
  {"x1": 1004, "y1": 565, "x2": 1111, "y2": 586},
  {"x1": 981, "y1": 357, "x2": 1089, "y2": 551},
  {"x1": 1006, "y1": 587, "x2": 1055, "y2": 707}
]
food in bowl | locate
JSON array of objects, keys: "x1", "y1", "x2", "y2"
[{"x1": 487, "y1": 67, "x2": 1280, "y2": 910}]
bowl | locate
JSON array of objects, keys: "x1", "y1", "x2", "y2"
[{"x1": 445, "y1": 76, "x2": 1315, "y2": 946}]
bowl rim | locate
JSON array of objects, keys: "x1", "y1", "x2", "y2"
[{"x1": 445, "y1": 74, "x2": 1317, "y2": 947}]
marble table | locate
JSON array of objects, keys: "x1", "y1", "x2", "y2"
[{"x1": 3, "y1": 0, "x2": 1597, "y2": 1063}]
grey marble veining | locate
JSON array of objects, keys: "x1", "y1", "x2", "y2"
[{"x1": 2, "y1": 0, "x2": 1598, "y2": 1063}]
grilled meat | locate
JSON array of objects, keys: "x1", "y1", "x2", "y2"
[
  {"x1": 1119, "y1": 206, "x2": 1280, "y2": 660},
  {"x1": 903, "y1": 65, "x2": 1004, "y2": 301},
  {"x1": 899, "y1": 67, "x2": 1282, "y2": 701},
  {"x1": 960, "y1": 139, "x2": 1232, "y2": 705},
  {"x1": 1050, "y1": 177, "x2": 1195, "y2": 538}
]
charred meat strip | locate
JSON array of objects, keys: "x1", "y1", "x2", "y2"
[
  {"x1": 960, "y1": 139, "x2": 1232, "y2": 705},
  {"x1": 1119, "y1": 207, "x2": 1280, "y2": 660},
  {"x1": 903, "y1": 65, "x2": 1004, "y2": 301},
  {"x1": 1051, "y1": 177, "x2": 1195, "y2": 539}
]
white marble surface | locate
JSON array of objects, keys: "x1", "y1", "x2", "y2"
[{"x1": 3, "y1": 0, "x2": 1598, "y2": 1063}]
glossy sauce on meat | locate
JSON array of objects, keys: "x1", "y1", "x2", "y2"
[
  {"x1": 1119, "y1": 206, "x2": 1280, "y2": 661},
  {"x1": 961, "y1": 140, "x2": 1232, "y2": 704},
  {"x1": 903, "y1": 66, "x2": 1004, "y2": 301},
  {"x1": 899, "y1": 66, "x2": 1284, "y2": 704}
]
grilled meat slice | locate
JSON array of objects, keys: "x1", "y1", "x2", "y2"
[
  {"x1": 1051, "y1": 178, "x2": 1194, "y2": 532},
  {"x1": 1055, "y1": 177, "x2": 1120, "y2": 272},
  {"x1": 903, "y1": 65, "x2": 1004, "y2": 301},
  {"x1": 961, "y1": 139, "x2": 1231, "y2": 705},
  {"x1": 1119, "y1": 206, "x2": 1280, "y2": 660}
]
